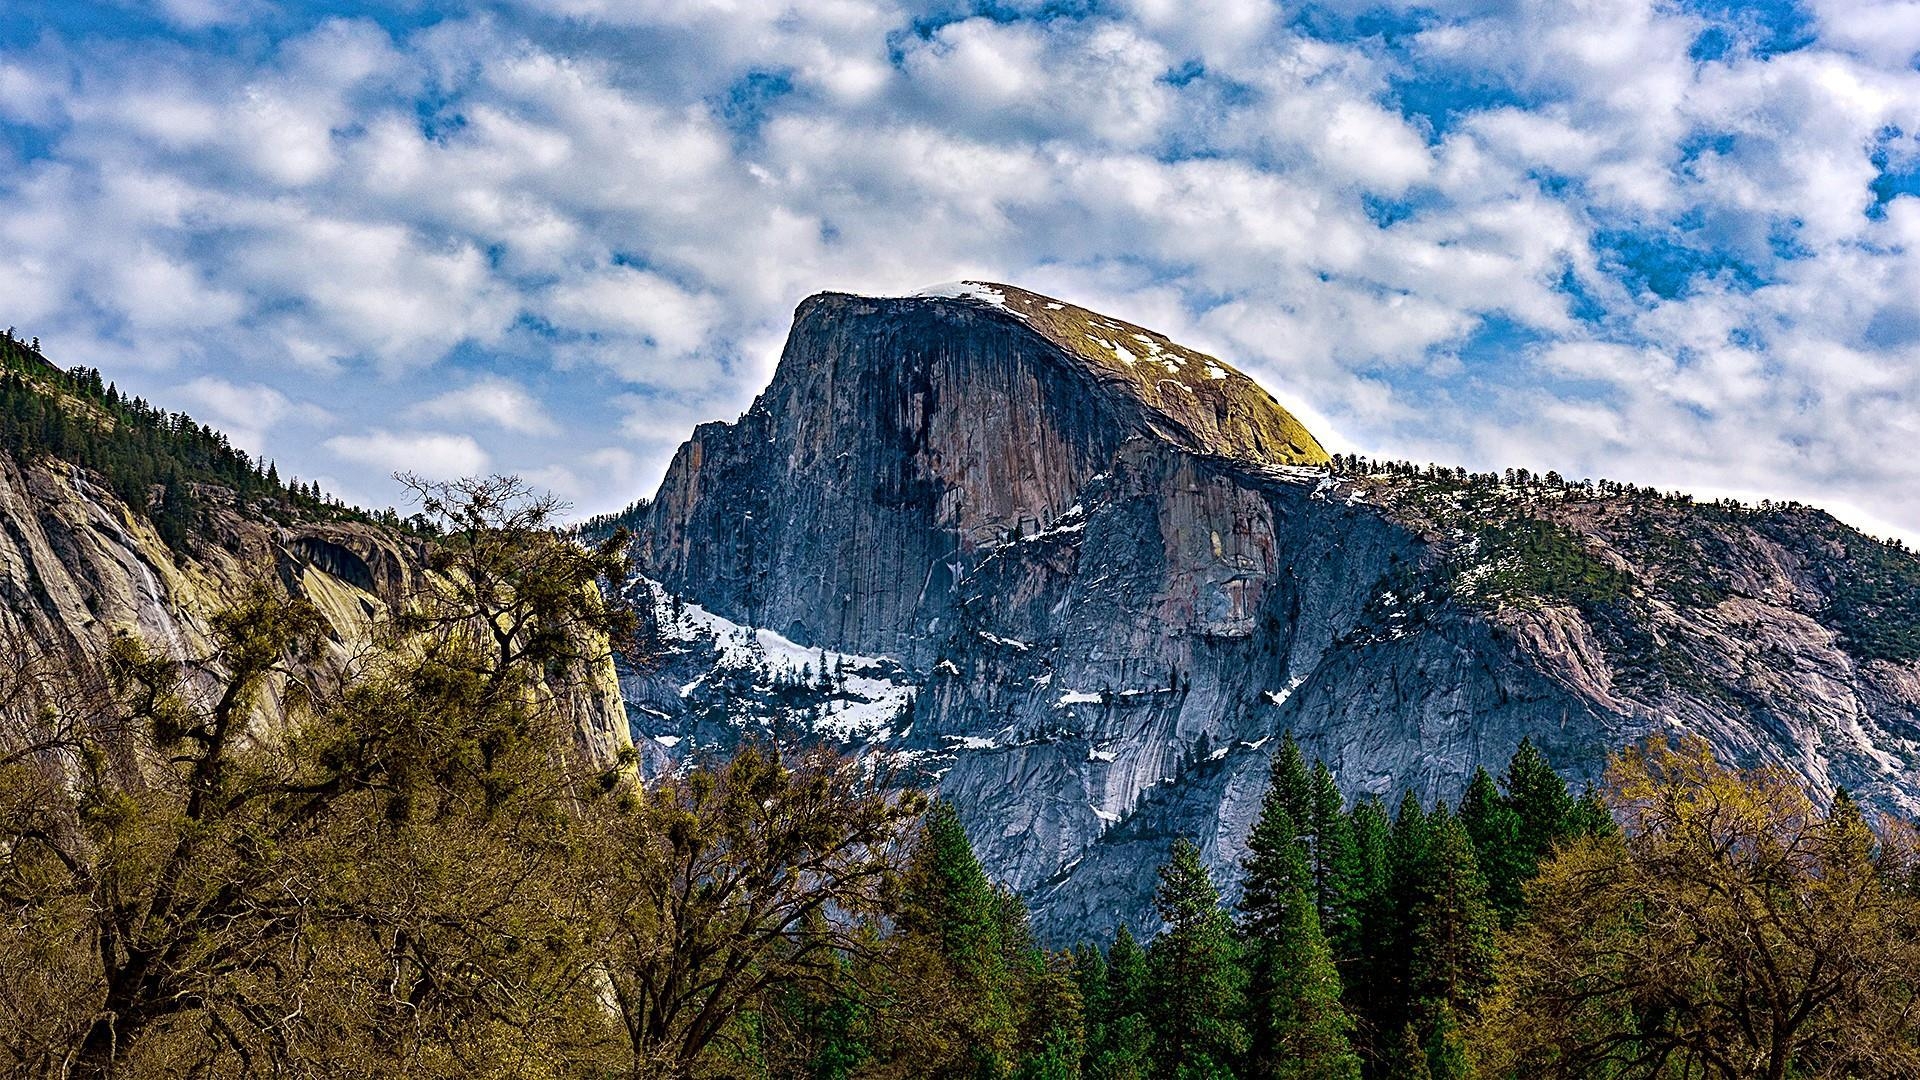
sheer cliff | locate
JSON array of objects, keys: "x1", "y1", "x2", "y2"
[{"x1": 623, "y1": 282, "x2": 1920, "y2": 943}]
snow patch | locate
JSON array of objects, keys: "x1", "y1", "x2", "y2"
[
  {"x1": 913, "y1": 280, "x2": 1009, "y2": 308},
  {"x1": 1264, "y1": 675, "x2": 1306, "y2": 708}
]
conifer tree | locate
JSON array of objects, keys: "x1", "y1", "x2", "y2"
[
  {"x1": 1243, "y1": 778, "x2": 1314, "y2": 938},
  {"x1": 1146, "y1": 839, "x2": 1245, "y2": 1078},
  {"x1": 1349, "y1": 794, "x2": 1396, "y2": 1063},
  {"x1": 1567, "y1": 783, "x2": 1616, "y2": 839},
  {"x1": 1504, "y1": 738, "x2": 1576, "y2": 873},
  {"x1": 1096, "y1": 927, "x2": 1154, "y2": 1080},
  {"x1": 1403, "y1": 805, "x2": 1497, "y2": 1026},
  {"x1": 1309, "y1": 761, "x2": 1364, "y2": 958},
  {"x1": 1385, "y1": 1023, "x2": 1433, "y2": 1080},
  {"x1": 1458, "y1": 766, "x2": 1526, "y2": 923},
  {"x1": 1270, "y1": 733, "x2": 1315, "y2": 835},
  {"x1": 1422, "y1": 1002, "x2": 1472, "y2": 1080},
  {"x1": 1241, "y1": 806, "x2": 1361, "y2": 1080},
  {"x1": 1374, "y1": 793, "x2": 1435, "y2": 1045},
  {"x1": 895, "y1": 800, "x2": 1020, "y2": 1073},
  {"x1": 1107, "y1": 925, "x2": 1147, "y2": 1020}
]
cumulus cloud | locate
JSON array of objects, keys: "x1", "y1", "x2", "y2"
[
  {"x1": 1, "y1": 0, "x2": 1919, "y2": 537},
  {"x1": 325, "y1": 430, "x2": 490, "y2": 480},
  {"x1": 411, "y1": 378, "x2": 561, "y2": 436}
]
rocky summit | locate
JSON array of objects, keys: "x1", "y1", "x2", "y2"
[{"x1": 617, "y1": 281, "x2": 1920, "y2": 943}]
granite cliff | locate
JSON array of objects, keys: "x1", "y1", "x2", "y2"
[{"x1": 620, "y1": 282, "x2": 1920, "y2": 943}]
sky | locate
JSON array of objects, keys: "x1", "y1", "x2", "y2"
[{"x1": 1, "y1": 0, "x2": 1919, "y2": 540}]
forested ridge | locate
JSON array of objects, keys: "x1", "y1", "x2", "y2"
[{"x1": 0, "y1": 329, "x2": 412, "y2": 552}]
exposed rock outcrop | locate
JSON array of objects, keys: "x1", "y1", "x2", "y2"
[{"x1": 625, "y1": 282, "x2": 1920, "y2": 943}]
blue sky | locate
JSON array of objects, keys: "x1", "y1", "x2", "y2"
[{"x1": 2, "y1": 0, "x2": 1919, "y2": 540}]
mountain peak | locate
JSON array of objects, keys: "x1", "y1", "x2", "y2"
[{"x1": 831, "y1": 281, "x2": 1329, "y2": 468}]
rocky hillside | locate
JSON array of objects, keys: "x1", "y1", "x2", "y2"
[
  {"x1": 620, "y1": 281, "x2": 1920, "y2": 943},
  {"x1": 0, "y1": 334, "x2": 630, "y2": 770}
]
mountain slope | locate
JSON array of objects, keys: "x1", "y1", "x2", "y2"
[
  {"x1": 0, "y1": 333, "x2": 631, "y2": 770},
  {"x1": 622, "y1": 282, "x2": 1920, "y2": 943}
]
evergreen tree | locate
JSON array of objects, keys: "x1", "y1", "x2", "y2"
[
  {"x1": 1567, "y1": 783, "x2": 1616, "y2": 839},
  {"x1": 1349, "y1": 795, "x2": 1395, "y2": 1064},
  {"x1": 1269, "y1": 733, "x2": 1315, "y2": 835},
  {"x1": 1096, "y1": 927, "x2": 1153, "y2": 1080},
  {"x1": 1384, "y1": 1024, "x2": 1433, "y2": 1080},
  {"x1": 1107, "y1": 925, "x2": 1148, "y2": 1020},
  {"x1": 1457, "y1": 767, "x2": 1526, "y2": 923},
  {"x1": 1374, "y1": 793, "x2": 1435, "y2": 1046},
  {"x1": 1403, "y1": 805, "x2": 1497, "y2": 1026},
  {"x1": 1309, "y1": 761, "x2": 1364, "y2": 959},
  {"x1": 1242, "y1": 779, "x2": 1314, "y2": 939},
  {"x1": 1146, "y1": 839, "x2": 1245, "y2": 1078},
  {"x1": 1504, "y1": 738, "x2": 1576, "y2": 874},
  {"x1": 1421, "y1": 1002, "x2": 1472, "y2": 1080},
  {"x1": 896, "y1": 800, "x2": 1021, "y2": 1074},
  {"x1": 1241, "y1": 809, "x2": 1361, "y2": 1080},
  {"x1": 1073, "y1": 944, "x2": 1110, "y2": 1078}
]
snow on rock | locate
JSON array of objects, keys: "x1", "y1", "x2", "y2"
[
  {"x1": 913, "y1": 281, "x2": 1010, "y2": 308},
  {"x1": 633, "y1": 578, "x2": 918, "y2": 744}
]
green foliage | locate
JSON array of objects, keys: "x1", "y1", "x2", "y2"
[
  {"x1": 1240, "y1": 760, "x2": 1361, "y2": 1080},
  {"x1": 1308, "y1": 762, "x2": 1363, "y2": 961},
  {"x1": 1147, "y1": 839, "x2": 1246, "y2": 1078},
  {"x1": 1457, "y1": 768, "x2": 1526, "y2": 924},
  {"x1": 1455, "y1": 518, "x2": 1630, "y2": 608},
  {"x1": 1504, "y1": 738, "x2": 1577, "y2": 875},
  {"x1": 1791, "y1": 518, "x2": 1920, "y2": 662},
  {"x1": 1401, "y1": 805, "x2": 1496, "y2": 1024}
]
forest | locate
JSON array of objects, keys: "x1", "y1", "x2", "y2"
[{"x1": 2, "y1": 476, "x2": 1919, "y2": 1080}]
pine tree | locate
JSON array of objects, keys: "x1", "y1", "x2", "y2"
[
  {"x1": 1073, "y1": 944, "x2": 1109, "y2": 1077},
  {"x1": 1097, "y1": 926, "x2": 1154, "y2": 1080},
  {"x1": 1568, "y1": 783, "x2": 1616, "y2": 839},
  {"x1": 1309, "y1": 761, "x2": 1363, "y2": 959},
  {"x1": 1241, "y1": 809, "x2": 1361, "y2": 1080},
  {"x1": 1505, "y1": 738, "x2": 1576, "y2": 874},
  {"x1": 1270, "y1": 733, "x2": 1315, "y2": 834},
  {"x1": 896, "y1": 800, "x2": 1020, "y2": 1073},
  {"x1": 1243, "y1": 779, "x2": 1314, "y2": 939},
  {"x1": 1384, "y1": 1023, "x2": 1433, "y2": 1080},
  {"x1": 1403, "y1": 805, "x2": 1497, "y2": 1026},
  {"x1": 1422, "y1": 1002, "x2": 1472, "y2": 1080},
  {"x1": 1374, "y1": 793, "x2": 1434, "y2": 1044},
  {"x1": 1349, "y1": 795, "x2": 1395, "y2": 1065},
  {"x1": 1457, "y1": 766, "x2": 1526, "y2": 923},
  {"x1": 1146, "y1": 839, "x2": 1245, "y2": 1078}
]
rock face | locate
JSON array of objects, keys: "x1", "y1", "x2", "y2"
[
  {"x1": 0, "y1": 453, "x2": 631, "y2": 770},
  {"x1": 624, "y1": 282, "x2": 1920, "y2": 944}
]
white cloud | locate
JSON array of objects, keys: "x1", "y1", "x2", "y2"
[
  {"x1": 3, "y1": 1, "x2": 1920, "y2": 540},
  {"x1": 411, "y1": 378, "x2": 561, "y2": 436},
  {"x1": 325, "y1": 430, "x2": 491, "y2": 480}
]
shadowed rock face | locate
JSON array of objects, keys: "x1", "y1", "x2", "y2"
[{"x1": 626, "y1": 282, "x2": 1920, "y2": 944}]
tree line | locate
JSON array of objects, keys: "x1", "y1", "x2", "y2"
[
  {"x1": 0, "y1": 331, "x2": 420, "y2": 551},
  {"x1": 4, "y1": 476, "x2": 1920, "y2": 1078}
]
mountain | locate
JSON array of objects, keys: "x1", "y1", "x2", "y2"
[
  {"x1": 0, "y1": 332, "x2": 630, "y2": 769},
  {"x1": 618, "y1": 281, "x2": 1920, "y2": 943}
]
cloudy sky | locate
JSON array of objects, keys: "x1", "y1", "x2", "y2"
[{"x1": 2, "y1": 0, "x2": 1918, "y2": 538}]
